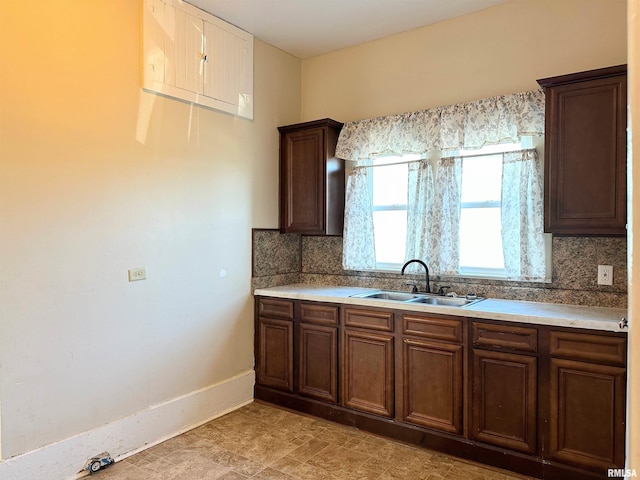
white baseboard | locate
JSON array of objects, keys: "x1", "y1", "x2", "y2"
[{"x1": 0, "y1": 370, "x2": 255, "y2": 480}]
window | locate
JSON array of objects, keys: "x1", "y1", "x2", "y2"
[
  {"x1": 455, "y1": 142, "x2": 525, "y2": 277},
  {"x1": 366, "y1": 140, "x2": 549, "y2": 280},
  {"x1": 459, "y1": 153, "x2": 504, "y2": 275},
  {"x1": 370, "y1": 156, "x2": 416, "y2": 269},
  {"x1": 339, "y1": 90, "x2": 547, "y2": 279}
]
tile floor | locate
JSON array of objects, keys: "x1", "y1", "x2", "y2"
[{"x1": 91, "y1": 401, "x2": 535, "y2": 480}]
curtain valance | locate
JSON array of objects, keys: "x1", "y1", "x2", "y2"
[{"x1": 335, "y1": 90, "x2": 545, "y2": 162}]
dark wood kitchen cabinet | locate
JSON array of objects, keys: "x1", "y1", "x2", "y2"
[
  {"x1": 256, "y1": 298, "x2": 294, "y2": 392},
  {"x1": 401, "y1": 314, "x2": 464, "y2": 434},
  {"x1": 254, "y1": 296, "x2": 628, "y2": 480},
  {"x1": 547, "y1": 330, "x2": 627, "y2": 470},
  {"x1": 278, "y1": 118, "x2": 344, "y2": 235},
  {"x1": 470, "y1": 321, "x2": 538, "y2": 454},
  {"x1": 342, "y1": 307, "x2": 395, "y2": 417},
  {"x1": 297, "y1": 302, "x2": 338, "y2": 403},
  {"x1": 537, "y1": 65, "x2": 627, "y2": 235}
]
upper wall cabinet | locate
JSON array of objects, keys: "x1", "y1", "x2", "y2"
[
  {"x1": 537, "y1": 65, "x2": 627, "y2": 235},
  {"x1": 142, "y1": 0, "x2": 254, "y2": 119},
  {"x1": 279, "y1": 119, "x2": 344, "y2": 235}
]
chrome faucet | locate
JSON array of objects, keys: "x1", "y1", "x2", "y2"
[{"x1": 401, "y1": 259, "x2": 430, "y2": 293}]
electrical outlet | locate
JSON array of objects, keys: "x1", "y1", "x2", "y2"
[
  {"x1": 597, "y1": 265, "x2": 613, "y2": 286},
  {"x1": 128, "y1": 267, "x2": 146, "y2": 282}
]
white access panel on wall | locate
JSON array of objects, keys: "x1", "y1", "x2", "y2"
[{"x1": 142, "y1": 0, "x2": 254, "y2": 119}]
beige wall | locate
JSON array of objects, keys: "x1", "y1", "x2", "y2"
[
  {"x1": 0, "y1": 0, "x2": 299, "y2": 459},
  {"x1": 301, "y1": 0, "x2": 627, "y2": 122}
]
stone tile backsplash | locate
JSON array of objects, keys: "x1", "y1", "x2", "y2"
[
  {"x1": 301, "y1": 236, "x2": 344, "y2": 275},
  {"x1": 252, "y1": 229, "x2": 300, "y2": 278},
  {"x1": 251, "y1": 229, "x2": 627, "y2": 308}
]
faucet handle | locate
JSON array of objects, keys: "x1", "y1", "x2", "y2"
[
  {"x1": 405, "y1": 282, "x2": 419, "y2": 293},
  {"x1": 437, "y1": 285, "x2": 451, "y2": 296}
]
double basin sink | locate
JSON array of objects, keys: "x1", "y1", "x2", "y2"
[{"x1": 350, "y1": 290, "x2": 484, "y2": 308}]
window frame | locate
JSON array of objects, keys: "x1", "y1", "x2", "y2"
[
  {"x1": 368, "y1": 156, "x2": 417, "y2": 270},
  {"x1": 364, "y1": 138, "x2": 551, "y2": 282},
  {"x1": 456, "y1": 149, "x2": 510, "y2": 278}
]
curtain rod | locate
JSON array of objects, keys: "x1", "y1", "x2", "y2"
[{"x1": 354, "y1": 148, "x2": 536, "y2": 168}]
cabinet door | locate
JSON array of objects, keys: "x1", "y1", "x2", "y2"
[
  {"x1": 471, "y1": 349, "x2": 537, "y2": 454},
  {"x1": 298, "y1": 323, "x2": 338, "y2": 403},
  {"x1": 541, "y1": 68, "x2": 627, "y2": 235},
  {"x1": 402, "y1": 338, "x2": 463, "y2": 434},
  {"x1": 143, "y1": 0, "x2": 203, "y2": 95},
  {"x1": 343, "y1": 329, "x2": 394, "y2": 417},
  {"x1": 203, "y1": 18, "x2": 253, "y2": 116},
  {"x1": 280, "y1": 127, "x2": 326, "y2": 234},
  {"x1": 548, "y1": 358, "x2": 626, "y2": 470},
  {"x1": 257, "y1": 318, "x2": 293, "y2": 392}
]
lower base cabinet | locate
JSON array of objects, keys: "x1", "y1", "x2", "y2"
[
  {"x1": 257, "y1": 317, "x2": 293, "y2": 392},
  {"x1": 298, "y1": 323, "x2": 337, "y2": 403},
  {"x1": 401, "y1": 323, "x2": 464, "y2": 434},
  {"x1": 471, "y1": 349, "x2": 537, "y2": 453},
  {"x1": 342, "y1": 328, "x2": 395, "y2": 417},
  {"x1": 549, "y1": 359, "x2": 626, "y2": 469},
  {"x1": 402, "y1": 338, "x2": 463, "y2": 433},
  {"x1": 548, "y1": 330, "x2": 627, "y2": 471},
  {"x1": 256, "y1": 298, "x2": 294, "y2": 392},
  {"x1": 254, "y1": 296, "x2": 628, "y2": 480}
]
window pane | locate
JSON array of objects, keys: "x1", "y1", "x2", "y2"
[
  {"x1": 461, "y1": 155, "x2": 502, "y2": 203},
  {"x1": 373, "y1": 210, "x2": 406, "y2": 265},
  {"x1": 372, "y1": 163, "x2": 408, "y2": 207},
  {"x1": 459, "y1": 207, "x2": 504, "y2": 269}
]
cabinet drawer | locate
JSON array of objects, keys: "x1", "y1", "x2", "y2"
[
  {"x1": 403, "y1": 315, "x2": 463, "y2": 343},
  {"x1": 472, "y1": 322, "x2": 538, "y2": 353},
  {"x1": 550, "y1": 331, "x2": 626, "y2": 366},
  {"x1": 300, "y1": 302, "x2": 339, "y2": 325},
  {"x1": 344, "y1": 308, "x2": 394, "y2": 332},
  {"x1": 258, "y1": 298, "x2": 294, "y2": 320}
]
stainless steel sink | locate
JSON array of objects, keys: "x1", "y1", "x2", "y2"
[
  {"x1": 356, "y1": 291, "x2": 420, "y2": 301},
  {"x1": 350, "y1": 290, "x2": 484, "y2": 308},
  {"x1": 408, "y1": 295, "x2": 482, "y2": 307}
]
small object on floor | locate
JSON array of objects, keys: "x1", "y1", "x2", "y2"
[{"x1": 84, "y1": 452, "x2": 114, "y2": 474}]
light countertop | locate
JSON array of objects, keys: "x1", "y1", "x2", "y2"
[{"x1": 254, "y1": 284, "x2": 628, "y2": 333}]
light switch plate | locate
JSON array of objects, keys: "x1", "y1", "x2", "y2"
[{"x1": 597, "y1": 265, "x2": 613, "y2": 286}]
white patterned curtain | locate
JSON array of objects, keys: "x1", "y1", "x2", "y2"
[
  {"x1": 339, "y1": 89, "x2": 546, "y2": 277},
  {"x1": 500, "y1": 149, "x2": 546, "y2": 281},
  {"x1": 342, "y1": 167, "x2": 376, "y2": 270},
  {"x1": 404, "y1": 160, "x2": 435, "y2": 272},
  {"x1": 428, "y1": 157, "x2": 463, "y2": 275},
  {"x1": 336, "y1": 90, "x2": 544, "y2": 161}
]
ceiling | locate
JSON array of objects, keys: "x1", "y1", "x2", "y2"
[{"x1": 187, "y1": 0, "x2": 511, "y2": 59}]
